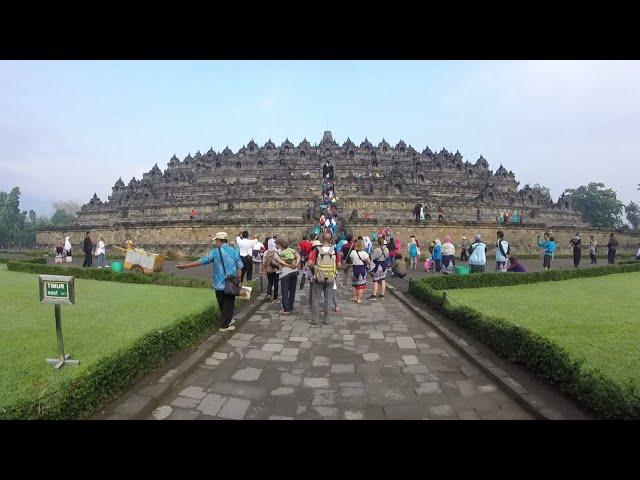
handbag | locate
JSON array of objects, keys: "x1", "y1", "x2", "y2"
[{"x1": 218, "y1": 247, "x2": 241, "y2": 296}]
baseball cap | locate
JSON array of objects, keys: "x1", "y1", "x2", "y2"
[{"x1": 212, "y1": 232, "x2": 228, "y2": 241}]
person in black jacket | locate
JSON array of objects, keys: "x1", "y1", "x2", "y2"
[
  {"x1": 607, "y1": 232, "x2": 618, "y2": 264},
  {"x1": 82, "y1": 231, "x2": 93, "y2": 267},
  {"x1": 569, "y1": 232, "x2": 582, "y2": 268}
]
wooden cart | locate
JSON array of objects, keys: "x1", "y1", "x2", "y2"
[{"x1": 112, "y1": 246, "x2": 166, "y2": 274}]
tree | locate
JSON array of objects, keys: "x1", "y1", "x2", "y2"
[
  {"x1": 48, "y1": 200, "x2": 80, "y2": 228},
  {"x1": 564, "y1": 183, "x2": 624, "y2": 229},
  {"x1": 532, "y1": 183, "x2": 551, "y2": 198},
  {"x1": 50, "y1": 208, "x2": 76, "y2": 227},
  {"x1": 626, "y1": 201, "x2": 640, "y2": 230},
  {"x1": 52, "y1": 201, "x2": 81, "y2": 217},
  {"x1": 0, "y1": 187, "x2": 36, "y2": 248}
]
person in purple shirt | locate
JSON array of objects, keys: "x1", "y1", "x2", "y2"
[{"x1": 507, "y1": 256, "x2": 527, "y2": 273}]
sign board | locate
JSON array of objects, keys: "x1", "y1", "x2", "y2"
[{"x1": 39, "y1": 275, "x2": 75, "y2": 305}]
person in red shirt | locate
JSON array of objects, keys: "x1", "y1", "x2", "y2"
[
  {"x1": 298, "y1": 235, "x2": 312, "y2": 266},
  {"x1": 190, "y1": 208, "x2": 197, "y2": 220}
]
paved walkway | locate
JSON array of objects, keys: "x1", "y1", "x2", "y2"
[{"x1": 145, "y1": 276, "x2": 534, "y2": 420}]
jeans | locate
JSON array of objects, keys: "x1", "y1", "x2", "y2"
[
  {"x1": 443, "y1": 255, "x2": 455, "y2": 271},
  {"x1": 240, "y1": 255, "x2": 253, "y2": 281},
  {"x1": 215, "y1": 289, "x2": 236, "y2": 328},
  {"x1": 590, "y1": 253, "x2": 597, "y2": 264},
  {"x1": 470, "y1": 264, "x2": 485, "y2": 273},
  {"x1": 267, "y1": 272, "x2": 279, "y2": 299},
  {"x1": 311, "y1": 280, "x2": 332, "y2": 324},
  {"x1": 83, "y1": 251, "x2": 92, "y2": 267},
  {"x1": 98, "y1": 253, "x2": 106, "y2": 268},
  {"x1": 608, "y1": 248, "x2": 616, "y2": 264},
  {"x1": 434, "y1": 259, "x2": 442, "y2": 272},
  {"x1": 280, "y1": 272, "x2": 298, "y2": 312}
]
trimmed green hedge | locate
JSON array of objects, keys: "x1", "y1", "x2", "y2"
[
  {"x1": 0, "y1": 304, "x2": 221, "y2": 419},
  {"x1": 420, "y1": 262, "x2": 640, "y2": 291},
  {"x1": 1, "y1": 256, "x2": 47, "y2": 265},
  {"x1": 7, "y1": 261, "x2": 211, "y2": 288},
  {"x1": 409, "y1": 263, "x2": 640, "y2": 419}
]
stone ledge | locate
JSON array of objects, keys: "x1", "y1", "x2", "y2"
[{"x1": 388, "y1": 287, "x2": 564, "y2": 420}]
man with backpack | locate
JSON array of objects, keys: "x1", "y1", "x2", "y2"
[
  {"x1": 570, "y1": 232, "x2": 582, "y2": 268},
  {"x1": 495, "y1": 230, "x2": 510, "y2": 272},
  {"x1": 307, "y1": 231, "x2": 341, "y2": 325},
  {"x1": 468, "y1": 234, "x2": 488, "y2": 273}
]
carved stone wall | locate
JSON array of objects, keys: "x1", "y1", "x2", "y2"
[{"x1": 75, "y1": 131, "x2": 585, "y2": 229}]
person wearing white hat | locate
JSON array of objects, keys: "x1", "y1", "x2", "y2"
[{"x1": 177, "y1": 232, "x2": 243, "y2": 332}]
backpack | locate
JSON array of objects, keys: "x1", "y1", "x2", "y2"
[
  {"x1": 498, "y1": 240, "x2": 510, "y2": 258},
  {"x1": 264, "y1": 250, "x2": 278, "y2": 272},
  {"x1": 280, "y1": 248, "x2": 296, "y2": 265},
  {"x1": 345, "y1": 243, "x2": 355, "y2": 265},
  {"x1": 314, "y1": 247, "x2": 337, "y2": 283}
]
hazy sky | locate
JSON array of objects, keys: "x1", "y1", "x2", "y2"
[{"x1": 1, "y1": 60, "x2": 639, "y2": 216}]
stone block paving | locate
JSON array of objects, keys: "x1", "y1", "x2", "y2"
[{"x1": 148, "y1": 278, "x2": 534, "y2": 420}]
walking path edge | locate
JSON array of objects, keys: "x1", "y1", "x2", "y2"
[{"x1": 91, "y1": 295, "x2": 267, "y2": 420}]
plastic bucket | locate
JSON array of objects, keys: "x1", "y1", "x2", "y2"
[
  {"x1": 455, "y1": 265, "x2": 470, "y2": 275},
  {"x1": 110, "y1": 261, "x2": 123, "y2": 273}
]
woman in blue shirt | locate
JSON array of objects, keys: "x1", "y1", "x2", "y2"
[{"x1": 432, "y1": 239, "x2": 442, "y2": 272}]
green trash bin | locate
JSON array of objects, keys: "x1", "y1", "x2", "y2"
[
  {"x1": 110, "y1": 261, "x2": 123, "y2": 273},
  {"x1": 455, "y1": 265, "x2": 470, "y2": 275}
]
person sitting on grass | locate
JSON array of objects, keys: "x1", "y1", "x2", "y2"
[
  {"x1": 392, "y1": 253, "x2": 407, "y2": 279},
  {"x1": 506, "y1": 256, "x2": 527, "y2": 273}
]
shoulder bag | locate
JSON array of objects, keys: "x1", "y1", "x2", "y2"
[{"x1": 218, "y1": 247, "x2": 241, "y2": 296}]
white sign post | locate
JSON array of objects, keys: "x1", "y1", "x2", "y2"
[{"x1": 39, "y1": 275, "x2": 80, "y2": 369}]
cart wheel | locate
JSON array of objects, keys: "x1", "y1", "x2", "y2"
[{"x1": 131, "y1": 265, "x2": 144, "y2": 274}]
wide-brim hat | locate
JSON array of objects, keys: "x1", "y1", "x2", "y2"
[{"x1": 212, "y1": 232, "x2": 228, "y2": 241}]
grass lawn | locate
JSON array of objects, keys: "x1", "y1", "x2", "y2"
[
  {"x1": 0, "y1": 265, "x2": 216, "y2": 410},
  {"x1": 445, "y1": 272, "x2": 640, "y2": 389}
]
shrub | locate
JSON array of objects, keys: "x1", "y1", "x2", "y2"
[
  {"x1": 1, "y1": 256, "x2": 47, "y2": 265},
  {"x1": 408, "y1": 264, "x2": 640, "y2": 419},
  {"x1": 6, "y1": 261, "x2": 211, "y2": 288},
  {"x1": 418, "y1": 262, "x2": 640, "y2": 292}
]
